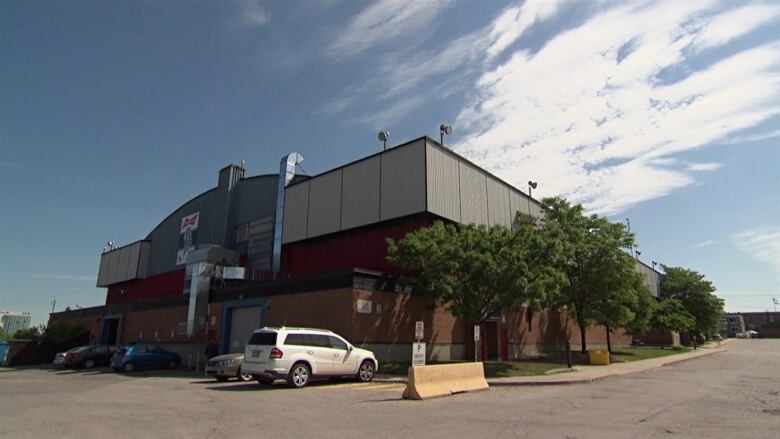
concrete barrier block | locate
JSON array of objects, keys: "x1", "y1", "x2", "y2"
[{"x1": 402, "y1": 362, "x2": 489, "y2": 400}]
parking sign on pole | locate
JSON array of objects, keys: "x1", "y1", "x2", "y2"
[{"x1": 415, "y1": 321, "x2": 424, "y2": 341}]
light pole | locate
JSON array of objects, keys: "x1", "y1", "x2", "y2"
[
  {"x1": 440, "y1": 124, "x2": 452, "y2": 146},
  {"x1": 378, "y1": 131, "x2": 389, "y2": 151},
  {"x1": 527, "y1": 181, "x2": 537, "y2": 214},
  {"x1": 625, "y1": 218, "x2": 635, "y2": 257}
]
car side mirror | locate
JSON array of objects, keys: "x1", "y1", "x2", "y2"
[{"x1": 347, "y1": 345, "x2": 353, "y2": 351}]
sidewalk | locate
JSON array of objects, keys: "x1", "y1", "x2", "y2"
[
  {"x1": 488, "y1": 339, "x2": 735, "y2": 386},
  {"x1": 374, "y1": 339, "x2": 736, "y2": 386}
]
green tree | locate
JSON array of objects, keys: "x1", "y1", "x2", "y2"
[
  {"x1": 593, "y1": 271, "x2": 651, "y2": 352},
  {"x1": 386, "y1": 215, "x2": 565, "y2": 335},
  {"x1": 623, "y1": 286, "x2": 659, "y2": 339},
  {"x1": 542, "y1": 197, "x2": 639, "y2": 353},
  {"x1": 40, "y1": 322, "x2": 86, "y2": 342},
  {"x1": 652, "y1": 298, "x2": 695, "y2": 348},
  {"x1": 12, "y1": 326, "x2": 42, "y2": 340},
  {"x1": 660, "y1": 266, "x2": 725, "y2": 343}
]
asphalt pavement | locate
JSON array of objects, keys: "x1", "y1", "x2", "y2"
[{"x1": 1, "y1": 339, "x2": 778, "y2": 438}]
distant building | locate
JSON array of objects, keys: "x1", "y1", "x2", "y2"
[
  {"x1": 722, "y1": 313, "x2": 745, "y2": 337},
  {"x1": 0, "y1": 312, "x2": 32, "y2": 335},
  {"x1": 739, "y1": 311, "x2": 780, "y2": 338}
]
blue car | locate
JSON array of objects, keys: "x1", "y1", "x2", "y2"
[{"x1": 111, "y1": 345, "x2": 181, "y2": 373}]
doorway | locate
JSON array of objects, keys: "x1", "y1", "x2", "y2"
[{"x1": 100, "y1": 316, "x2": 121, "y2": 345}]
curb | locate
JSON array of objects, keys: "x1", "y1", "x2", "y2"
[{"x1": 486, "y1": 348, "x2": 729, "y2": 387}]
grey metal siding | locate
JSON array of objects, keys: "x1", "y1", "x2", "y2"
[
  {"x1": 281, "y1": 180, "x2": 310, "y2": 244},
  {"x1": 96, "y1": 241, "x2": 151, "y2": 286},
  {"x1": 307, "y1": 170, "x2": 343, "y2": 237},
  {"x1": 380, "y1": 139, "x2": 427, "y2": 221},
  {"x1": 247, "y1": 216, "x2": 275, "y2": 270},
  {"x1": 458, "y1": 161, "x2": 489, "y2": 225},
  {"x1": 425, "y1": 142, "x2": 461, "y2": 222},
  {"x1": 486, "y1": 178, "x2": 511, "y2": 228},
  {"x1": 145, "y1": 189, "x2": 218, "y2": 276},
  {"x1": 341, "y1": 156, "x2": 381, "y2": 229},
  {"x1": 233, "y1": 176, "x2": 278, "y2": 227},
  {"x1": 124, "y1": 243, "x2": 139, "y2": 280},
  {"x1": 635, "y1": 262, "x2": 661, "y2": 298}
]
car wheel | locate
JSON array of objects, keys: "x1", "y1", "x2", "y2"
[
  {"x1": 84, "y1": 359, "x2": 95, "y2": 369},
  {"x1": 216, "y1": 376, "x2": 229, "y2": 382},
  {"x1": 123, "y1": 362, "x2": 135, "y2": 373},
  {"x1": 357, "y1": 360, "x2": 375, "y2": 382},
  {"x1": 287, "y1": 363, "x2": 310, "y2": 388},
  {"x1": 237, "y1": 368, "x2": 254, "y2": 382}
]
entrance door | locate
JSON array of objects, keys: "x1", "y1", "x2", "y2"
[
  {"x1": 228, "y1": 306, "x2": 262, "y2": 353},
  {"x1": 100, "y1": 317, "x2": 121, "y2": 345},
  {"x1": 485, "y1": 322, "x2": 499, "y2": 360}
]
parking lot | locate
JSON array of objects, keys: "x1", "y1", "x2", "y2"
[{"x1": 1, "y1": 340, "x2": 779, "y2": 439}]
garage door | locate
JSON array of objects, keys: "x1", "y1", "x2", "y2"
[{"x1": 228, "y1": 306, "x2": 262, "y2": 353}]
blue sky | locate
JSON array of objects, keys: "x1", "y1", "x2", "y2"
[{"x1": 1, "y1": 0, "x2": 779, "y2": 326}]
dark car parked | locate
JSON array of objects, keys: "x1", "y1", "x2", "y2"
[
  {"x1": 111, "y1": 345, "x2": 181, "y2": 373},
  {"x1": 53, "y1": 345, "x2": 118, "y2": 369}
]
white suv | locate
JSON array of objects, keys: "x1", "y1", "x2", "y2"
[{"x1": 241, "y1": 327, "x2": 378, "y2": 388}]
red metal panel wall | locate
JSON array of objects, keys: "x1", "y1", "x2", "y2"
[
  {"x1": 105, "y1": 268, "x2": 185, "y2": 305},
  {"x1": 281, "y1": 215, "x2": 435, "y2": 277}
]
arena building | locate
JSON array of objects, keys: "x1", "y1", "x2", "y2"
[{"x1": 49, "y1": 136, "x2": 662, "y2": 363}]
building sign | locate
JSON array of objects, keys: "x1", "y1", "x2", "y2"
[
  {"x1": 415, "y1": 321, "x2": 424, "y2": 340},
  {"x1": 412, "y1": 342, "x2": 426, "y2": 366},
  {"x1": 176, "y1": 212, "x2": 199, "y2": 265},
  {"x1": 474, "y1": 325, "x2": 480, "y2": 341},
  {"x1": 357, "y1": 299, "x2": 372, "y2": 314}
]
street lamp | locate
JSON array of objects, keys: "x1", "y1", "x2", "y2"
[
  {"x1": 625, "y1": 218, "x2": 635, "y2": 257},
  {"x1": 440, "y1": 124, "x2": 452, "y2": 146},
  {"x1": 378, "y1": 131, "x2": 390, "y2": 151},
  {"x1": 527, "y1": 181, "x2": 537, "y2": 214}
]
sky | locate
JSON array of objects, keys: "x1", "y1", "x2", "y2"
[{"x1": 1, "y1": 0, "x2": 779, "y2": 326}]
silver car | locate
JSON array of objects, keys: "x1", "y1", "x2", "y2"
[{"x1": 205, "y1": 353, "x2": 253, "y2": 382}]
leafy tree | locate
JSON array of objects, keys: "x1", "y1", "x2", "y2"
[
  {"x1": 623, "y1": 286, "x2": 659, "y2": 339},
  {"x1": 386, "y1": 215, "x2": 565, "y2": 331},
  {"x1": 542, "y1": 197, "x2": 639, "y2": 353},
  {"x1": 593, "y1": 271, "x2": 651, "y2": 352},
  {"x1": 652, "y1": 298, "x2": 695, "y2": 348},
  {"x1": 40, "y1": 322, "x2": 86, "y2": 342},
  {"x1": 0, "y1": 329, "x2": 11, "y2": 341},
  {"x1": 12, "y1": 326, "x2": 42, "y2": 340},
  {"x1": 660, "y1": 266, "x2": 725, "y2": 342}
]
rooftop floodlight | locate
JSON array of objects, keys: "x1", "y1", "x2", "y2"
[
  {"x1": 527, "y1": 181, "x2": 538, "y2": 213},
  {"x1": 378, "y1": 131, "x2": 390, "y2": 150},
  {"x1": 439, "y1": 124, "x2": 453, "y2": 146}
]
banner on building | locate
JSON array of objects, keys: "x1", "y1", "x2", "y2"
[{"x1": 176, "y1": 211, "x2": 199, "y2": 265}]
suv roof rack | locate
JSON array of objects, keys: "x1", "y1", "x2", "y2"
[{"x1": 254, "y1": 326, "x2": 334, "y2": 333}]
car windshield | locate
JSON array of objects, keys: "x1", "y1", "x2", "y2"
[{"x1": 74, "y1": 346, "x2": 92, "y2": 352}]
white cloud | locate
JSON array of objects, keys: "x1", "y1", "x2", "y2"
[
  {"x1": 720, "y1": 128, "x2": 780, "y2": 145},
  {"x1": 693, "y1": 239, "x2": 717, "y2": 248},
  {"x1": 453, "y1": 0, "x2": 780, "y2": 214},
  {"x1": 328, "y1": 0, "x2": 454, "y2": 60},
  {"x1": 734, "y1": 227, "x2": 780, "y2": 282},
  {"x1": 687, "y1": 162, "x2": 722, "y2": 172},
  {"x1": 690, "y1": 3, "x2": 780, "y2": 52},
  {"x1": 233, "y1": 0, "x2": 269, "y2": 28},
  {"x1": 321, "y1": 0, "x2": 568, "y2": 122}
]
